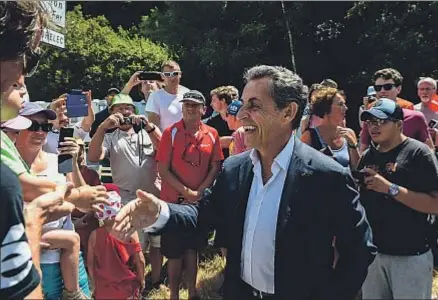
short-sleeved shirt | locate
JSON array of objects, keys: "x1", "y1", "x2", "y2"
[
  {"x1": 43, "y1": 121, "x2": 89, "y2": 154},
  {"x1": 156, "y1": 120, "x2": 224, "y2": 203},
  {"x1": 357, "y1": 138, "x2": 438, "y2": 255},
  {"x1": 414, "y1": 102, "x2": 438, "y2": 124},
  {"x1": 102, "y1": 129, "x2": 160, "y2": 202},
  {"x1": 145, "y1": 86, "x2": 190, "y2": 131},
  {"x1": 0, "y1": 162, "x2": 40, "y2": 299},
  {"x1": 230, "y1": 127, "x2": 248, "y2": 155},
  {"x1": 0, "y1": 131, "x2": 29, "y2": 175},
  {"x1": 203, "y1": 112, "x2": 233, "y2": 158},
  {"x1": 360, "y1": 108, "x2": 430, "y2": 148}
]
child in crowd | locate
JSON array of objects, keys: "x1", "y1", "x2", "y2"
[{"x1": 87, "y1": 188, "x2": 145, "y2": 299}]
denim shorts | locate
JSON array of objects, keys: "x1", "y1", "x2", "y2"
[{"x1": 41, "y1": 251, "x2": 91, "y2": 299}]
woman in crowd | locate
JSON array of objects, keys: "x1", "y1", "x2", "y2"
[
  {"x1": 0, "y1": 115, "x2": 31, "y2": 143},
  {"x1": 301, "y1": 87, "x2": 360, "y2": 170},
  {"x1": 15, "y1": 102, "x2": 91, "y2": 299}
]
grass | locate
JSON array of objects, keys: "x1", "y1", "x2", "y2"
[
  {"x1": 142, "y1": 250, "x2": 438, "y2": 300},
  {"x1": 143, "y1": 246, "x2": 225, "y2": 300}
]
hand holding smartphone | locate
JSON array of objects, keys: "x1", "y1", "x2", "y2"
[
  {"x1": 66, "y1": 89, "x2": 89, "y2": 118},
  {"x1": 58, "y1": 127, "x2": 74, "y2": 174}
]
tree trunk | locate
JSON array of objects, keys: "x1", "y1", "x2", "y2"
[{"x1": 281, "y1": 1, "x2": 297, "y2": 73}]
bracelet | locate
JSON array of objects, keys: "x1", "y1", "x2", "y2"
[
  {"x1": 348, "y1": 142, "x2": 359, "y2": 149},
  {"x1": 146, "y1": 125, "x2": 156, "y2": 134}
]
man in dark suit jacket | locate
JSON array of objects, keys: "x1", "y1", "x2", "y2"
[{"x1": 114, "y1": 65, "x2": 376, "y2": 300}]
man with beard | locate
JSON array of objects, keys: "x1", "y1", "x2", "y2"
[{"x1": 88, "y1": 93, "x2": 161, "y2": 203}]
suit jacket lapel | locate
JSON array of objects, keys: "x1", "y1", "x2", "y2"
[
  {"x1": 275, "y1": 138, "x2": 310, "y2": 241},
  {"x1": 234, "y1": 156, "x2": 254, "y2": 251}
]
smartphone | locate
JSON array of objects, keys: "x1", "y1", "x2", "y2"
[
  {"x1": 66, "y1": 89, "x2": 88, "y2": 118},
  {"x1": 58, "y1": 127, "x2": 74, "y2": 174},
  {"x1": 138, "y1": 71, "x2": 163, "y2": 81},
  {"x1": 428, "y1": 119, "x2": 438, "y2": 129},
  {"x1": 352, "y1": 169, "x2": 368, "y2": 185}
]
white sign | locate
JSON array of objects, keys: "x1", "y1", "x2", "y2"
[
  {"x1": 42, "y1": 1, "x2": 66, "y2": 28},
  {"x1": 41, "y1": 28, "x2": 65, "y2": 49}
]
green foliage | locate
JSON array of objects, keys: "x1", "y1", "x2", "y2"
[{"x1": 26, "y1": 5, "x2": 171, "y2": 101}]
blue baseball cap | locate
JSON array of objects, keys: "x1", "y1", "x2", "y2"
[
  {"x1": 360, "y1": 98, "x2": 404, "y2": 121},
  {"x1": 19, "y1": 102, "x2": 57, "y2": 120},
  {"x1": 227, "y1": 100, "x2": 243, "y2": 116}
]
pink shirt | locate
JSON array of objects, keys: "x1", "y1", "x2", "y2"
[
  {"x1": 360, "y1": 108, "x2": 430, "y2": 147},
  {"x1": 230, "y1": 127, "x2": 248, "y2": 155}
]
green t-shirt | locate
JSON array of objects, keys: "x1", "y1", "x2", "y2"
[{"x1": 1, "y1": 131, "x2": 29, "y2": 175}]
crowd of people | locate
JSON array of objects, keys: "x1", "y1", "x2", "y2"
[{"x1": 1, "y1": 2, "x2": 438, "y2": 300}]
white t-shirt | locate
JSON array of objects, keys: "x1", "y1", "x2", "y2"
[
  {"x1": 33, "y1": 153, "x2": 74, "y2": 264},
  {"x1": 145, "y1": 85, "x2": 190, "y2": 131},
  {"x1": 43, "y1": 120, "x2": 89, "y2": 154}
]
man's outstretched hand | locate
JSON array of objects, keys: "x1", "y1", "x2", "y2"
[{"x1": 113, "y1": 189, "x2": 161, "y2": 240}]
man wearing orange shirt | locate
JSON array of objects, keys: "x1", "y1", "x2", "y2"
[
  {"x1": 360, "y1": 68, "x2": 434, "y2": 152},
  {"x1": 156, "y1": 90, "x2": 223, "y2": 300}
]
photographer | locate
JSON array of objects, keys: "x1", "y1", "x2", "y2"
[{"x1": 88, "y1": 93, "x2": 161, "y2": 203}]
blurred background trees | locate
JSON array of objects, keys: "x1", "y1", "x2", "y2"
[{"x1": 26, "y1": 1, "x2": 438, "y2": 131}]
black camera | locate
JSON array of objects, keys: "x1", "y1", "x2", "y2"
[
  {"x1": 352, "y1": 169, "x2": 368, "y2": 185},
  {"x1": 121, "y1": 117, "x2": 133, "y2": 125},
  {"x1": 366, "y1": 96, "x2": 377, "y2": 105}
]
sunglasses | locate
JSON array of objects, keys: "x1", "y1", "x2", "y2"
[
  {"x1": 162, "y1": 71, "x2": 181, "y2": 77},
  {"x1": 181, "y1": 135, "x2": 201, "y2": 167},
  {"x1": 24, "y1": 48, "x2": 42, "y2": 78},
  {"x1": 373, "y1": 83, "x2": 398, "y2": 92},
  {"x1": 28, "y1": 120, "x2": 53, "y2": 132},
  {"x1": 365, "y1": 118, "x2": 397, "y2": 127}
]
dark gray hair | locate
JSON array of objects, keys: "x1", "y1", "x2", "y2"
[{"x1": 243, "y1": 65, "x2": 308, "y2": 129}]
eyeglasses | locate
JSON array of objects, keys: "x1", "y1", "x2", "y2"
[
  {"x1": 162, "y1": 71, "x2": 181, "y2": 77},
  {"x1": 24, "y1": 48, "x2": 42, "y2": 78},
  {"x1": 28, "y1": 120, "x2": 53, "y2": 132},
  {"x1": 418, "y1": 87, "x2": 435, "y2": 92},
  {"x1": 181, "y1": 135, "x2": 201, "y2": 167},
  {"x1": 374, "y1": 83, "x2": 398, "y2": 92},
  {"x1": 365, "y1": 119, "x2": 396, "y2": 127}
]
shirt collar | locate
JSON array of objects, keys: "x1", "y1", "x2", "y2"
[
  {"x1": 176, "y1": 119, "x2": 209, "y2": 135},
  {"x1": 249, "y1": 133, "x2": 295, "y2": 171}
]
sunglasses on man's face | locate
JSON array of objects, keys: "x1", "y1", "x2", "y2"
[
  {"x1": 28, "y1": 120, "x2": 53, "y2": 132},
  {"x1": 23, "y1": 48, "x2": 42, "y2": 78},
  {"x1": 162, "y1": 71, "x2": 181, "y2": 77},
  {"x1": 374, "y1": 83, "x2": 398, "y2": 92}
]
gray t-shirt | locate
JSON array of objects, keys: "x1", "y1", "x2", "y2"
[
  {"x1": 103, "y1": 129, "x2": 160, "y2": 203},
  {"x1": 414, "y1": 102, "x2": 438, "y2": 123}
]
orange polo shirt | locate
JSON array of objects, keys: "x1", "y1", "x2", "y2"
[
  {"x1": 156, "y1": 119, "x2": 223, "y2": 203},
  {"x1": 396, "y1": 97, "x2": 414, "y2": 110}
]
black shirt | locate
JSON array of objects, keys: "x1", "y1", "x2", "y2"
[
  {"x1": 357, "y1": 138, "x2": 438, "y2": 255},
  {"x1": 203, "y1": 112, "x2": 233, "y2": 158},
  {"x1": 0, "y1": 163, "x2": 40, "y2": 299}
]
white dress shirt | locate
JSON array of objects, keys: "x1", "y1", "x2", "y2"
[
  {"x1": 146, "y1": 134, "x2": 295, "y2": 294},
  {"x1": 241, "y1": 135, "x2": 294, "y2": 293}
]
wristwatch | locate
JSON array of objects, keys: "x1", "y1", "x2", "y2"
[
  {"x1": 348, "y1": 142, "x2": 359, "y2": 149},
  {"x1": 388, "y1": 183, "x2": 400, "y2": 197},
  {"x1": 146, "y1": 125, "x2": 156, "y2": 134}
]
